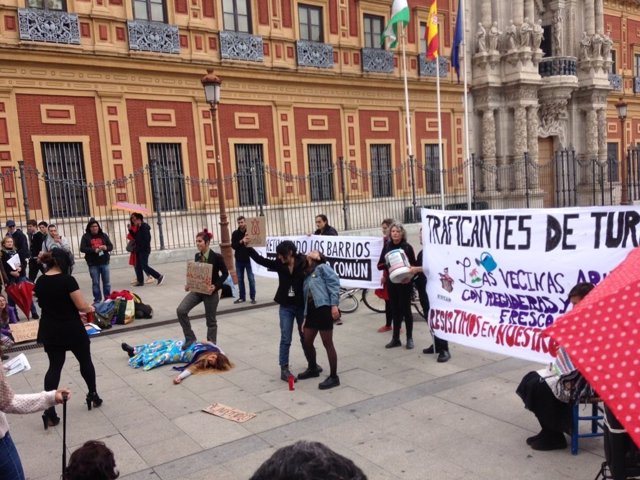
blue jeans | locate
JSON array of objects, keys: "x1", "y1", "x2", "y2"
[
  {"x1": 235, "y1": 260, "x2": 256, "y2": 301},
  {"x1": 0, "y1": 432, "x2": 25, "y2": 480},
  {"x1": 88, "y1": 264, "x2": 111, "y2": 303},
  {"x1": 278, "y1": 304, "x2": 307, "y2": 367}
]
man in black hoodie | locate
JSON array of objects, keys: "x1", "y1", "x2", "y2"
[{"x1": 80, "y1": 218, "x2": 114, "y2": 303}]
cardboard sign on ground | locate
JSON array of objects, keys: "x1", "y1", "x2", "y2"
[
  {"x1": 245, "y1": 216, "x2": 266, "y2": 247},
  {"x1": 9, "y1": 320, "x2": 39, "y2": 343},
  {"x1": 186, "y1": 261, "x2": 213, "y2": 294},
  {"x1": 202, "y1": 402, "x2": 256, "y2": 423}
]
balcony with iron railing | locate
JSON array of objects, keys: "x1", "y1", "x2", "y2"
[
  {"x1": 538, "y1": 56, "x2": 578, "y2": 77},
  {"x1": 296, "y1": 40, "x2": 333, "y2": 68},
  {"x1": 127, "y1": 20, "x2": 180, "y2": 54},
  {"x1": 219, "y1": 31, "x2": 263, "y2": 62},
  {"x1": 362, "y1": 48, "x2": 394, "y2": 73},
  {"x1": 634, "y1": 77, "x2": 640, "y2": 94},
  {"x1": 609, "y1": 73, "x2": 622, "y2": 91},
  {"x1": 18, "y1": 8, "x2": 80, "y2": 44},
  {"x1": 418, "y1": 56, "x2": 449, "y2": 77}
]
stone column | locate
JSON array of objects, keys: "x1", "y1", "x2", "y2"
[
  {"x1": 481, "y1": 0, "x2": 492, "y2": 27},
  {"x1": 585, "y1": 0, "x2": 595, "y2": 35},
  {"x1": 585, "y1": 108, "x2": 599, "y2": 184},
  {"x1": 527, "y1": 106, "x2": 540, "y2": 189},
  {"x1": 514, "y1": 106, "x2": 528, "y2": 190},
  {"x1": 594, "y1": 0, "x2": 604, "y2": 34},
  {"x1": 597, "y1": 108, "x2": 608, "y2": 181},
  {"x1": 482, "y1": 109, "x2": 497, "y2": 192},
  {"x1": 513, "y1": 0, "x2": 524, "y2": 24},
  {"x1": 525, "y1": 0, "x2": 535, "y2": 23}
]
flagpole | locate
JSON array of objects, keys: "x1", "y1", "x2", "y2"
[
  {"x1": 435, "y1": 54, "x2": 445, "y2": 210},
  {"x1": 401, "y1": 23, "x2": 413, "y2": 158},
  {"x1": 460, "y1": 0, "x2": 472, "y2": 209}
]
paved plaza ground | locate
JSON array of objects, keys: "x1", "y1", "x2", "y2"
[{"x1": 7, "y1": 252, "x2": 605, "y2": 480}]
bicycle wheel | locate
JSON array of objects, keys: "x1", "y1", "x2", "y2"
[
  {"x1": 361, "y1": 289, "x2": 386, "y2": 313},
  {"x1": 338, "y1": 289, "x2": 359, "y2": 313}
]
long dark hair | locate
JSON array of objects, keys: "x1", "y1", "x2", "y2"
[
  {"x1": 40, "y1": 249, "x2": 72, "y2": 275},
  {"x1": 63, "y1": 440, "x2": 119, "y2": 480}
]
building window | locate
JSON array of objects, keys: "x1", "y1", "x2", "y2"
[
  {"x1": 299, "y1": 4, "x2": 322, "y2": 42},
  {"x1": 425, "y1": 144, "x2": 441, "y2": 193},
  {"x1": 371, "y1": 144, "x2": 392, "y2": 198},
  {"x1": 42, "y1": 142, "x2": 89, "y2": 218},
  {"x1": 608, "y1": 142, "x2": 619, "y2": 183},
  {"x1": 611, "y1": 50, "x2": 617, "y2": 74},
  {"x1": 223, "y1": 0, "x2": 251, "y2": 33},
  {"x1": 364, "y1": 14, "x2": 384, "y2": 49},
  {"x1": 27, "y1": 0, "x2": 65, "y2": 10},
  {"x1": 419, "y1": 22, "x2": 426, "y2": 53},
  {"x1": 134, "y1": 0, "x2": 165, "y2": 22},
  {"x1": 308, "y1": 144, "x2": 334, "y2": 201},
  {"x1": 541, "y1": 25, "x2": 552, "y2": 57},
  {"x1": 635, "y1": 54, "x2": 640, "y2": 77},
  {"x1": 235, "y1": 144, "x2": 266, "y2": 207},
  {"x1": 148, "y1": 143, "x2": 186, "y2": 211}
]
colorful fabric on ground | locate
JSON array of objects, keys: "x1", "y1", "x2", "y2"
[{"x1": 129, "y1": 339, "x2": 199, "y2": 371}]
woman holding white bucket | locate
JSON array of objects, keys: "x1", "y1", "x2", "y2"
[{"x1": 378, "y1": 223, "x2": 418, "y2": 349}]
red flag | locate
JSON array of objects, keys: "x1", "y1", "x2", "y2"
[{"x1": 426, "y1": 0, "x2": 439, "y2": 61}]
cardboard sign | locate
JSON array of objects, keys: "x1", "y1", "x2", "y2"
[
  {"x1": 245, "y1": 216, "x2": 266, "y2": 247},
  {"x1": 9, "y1": 320, "x2": 39, "y2": 343},
  {"x1": 202, "y1": 402, "x2": 256, "y2": 423},
  {"x1": 186, "y1": 261, "x2": 213, "y2": 294}
]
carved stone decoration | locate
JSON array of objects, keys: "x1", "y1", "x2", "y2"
[
  {"x1": 602, "y1": 30, "x2": 613, "y2": 61},
  {"x1": 579, "y1": 31, "x2": 591, "y2": 60},
  {"x1": 127, "y1": 20, "x2": 179, "y2": 54},
  {"x1": 527, "y1": 106, "x2": 540, "y2": 189},
  {"x1": 219, "y1": 31, "x2": 264, "y2": 62},
  {"x1": 514, "y1": 106, "x2": 528, "y2": 157},
  {"x1": 591, "y1": 32, "x2": 603, "y2": 58},
  {"x1": 296, "y1": 40, "x2": 334, "y2": 68},
  {"x1": 362, "y1": 48, "x2": 394, "y2": 73},
  {"x1": 553, "y1": 11, "x2": 563, "y2": 56},
  {"x1": 504, "y1": 20, "x2": 518, "y2": 52},
  {"x1": 532, "y1": 19, "x2": 543, "y2": 51},
  {"x1": 538, "y1": 99, "x2": 568, "y2": 147},
  {"x1": 535, "y1": 0, "x2": 545, "y2": 14},
  {"x1": 18, "y1": 8, "x2": 80, "y2": 44},
  {"x1": 482, "y1": 110, "x2": 497, "y2": 158},
  {"x1": 585, "y1": 109, "x2": 599, "y2": 159},
  {"x1": 520, "y1": 18, "x2": 533, "y2": 49},
  {"x1": 477, "y1": 23, "x2": 487, "y2": 53},
  {"x1": 488, "y1": 22, "x2": 500, "y2": 52}
]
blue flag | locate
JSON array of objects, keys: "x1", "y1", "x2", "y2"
[{"x1": 451, "y1": 0, "x2": 463, "y2": 82}]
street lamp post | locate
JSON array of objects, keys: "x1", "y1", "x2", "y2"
[
  {"x1": 616, "y1": 98, "x2": 629, "y2": 205},
  {"x1": 201, "y1": 69, "x2": 236, "y2": 281}
]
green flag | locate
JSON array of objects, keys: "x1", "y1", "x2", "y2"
[{"x1": 381, "y1": 0, "x2": 410, "y2": 49}]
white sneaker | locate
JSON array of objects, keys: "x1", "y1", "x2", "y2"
[{"x1": 144, "y1": 276, "x2": 155, "y2": 284}]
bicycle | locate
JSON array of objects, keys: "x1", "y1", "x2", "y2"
[{"x1": 337, "y1": 288, "x2": 392, "y2": 314}]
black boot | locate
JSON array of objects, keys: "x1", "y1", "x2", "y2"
[
  {"x1": 530, "y1": 429, "x2": 567, "y2": 451},
  {"x1": 121, "y1": 343, "x2": 135, "y2": 358},
  {"x1": 280, "y1": 365, "x2": 296, "y2": 382},
  {"x1": 298, "y1": 365, "x2": 322, "y2": 380}
]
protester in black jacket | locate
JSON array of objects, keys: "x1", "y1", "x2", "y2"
[
  {"x1": 313, "y1": 214, "x2": 338, "y2": 236},
  {"x1": 240, "y1": 238, "x2": 315, "y2": 382},
  {"x1": 80, "y1": 218, "x2": 114, "y2": 304},
  {"x1": 130, "y1": 213, "x2": 163, "y2": 287},
  {"x1": 5, "y1": 220, "x2": 29, "y2": 265},
  {"x1": 27, "y1": 220, "x2": 47, "y2": 282},
  {"x1": 231, "y1": 216, "x2": 256, "y2": 304}
]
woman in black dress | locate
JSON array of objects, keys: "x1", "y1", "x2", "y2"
[{"x1": 35, "y1": 249, "x2": 101, "y2": 429}]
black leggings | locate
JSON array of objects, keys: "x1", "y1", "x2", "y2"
[{"x1": 44, "y1": 342, "x2": 97, "y2": 394}]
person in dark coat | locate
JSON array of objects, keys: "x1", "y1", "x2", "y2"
[
  {"x1": 27, "y1": 220, "x2": 47, "y2": 282},
  {"x1": 130, "y1": 213, "x2": 163, "y2": 287},
  {"x1": 177, "y1": 229, "x2": 228, "y2": 350},
  {"x1": 231, "y1": 216, "x2": 256, "y2": 304},
  {"x1": 313, "y1": 214, "x2": 338, "y2": 236},
  {"x1": 79, "y1": 218, "x2": 114, "y2": 304},
  {"x1": 5, "y1": 220, "x2": 28, "y2": 267},
  {"x1": 35, "y1": 249, "x2": 101, "y2": 428}
]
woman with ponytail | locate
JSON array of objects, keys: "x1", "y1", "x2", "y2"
[{"x1": 176, "y1": 229, "x2": 228, "y2": 350}]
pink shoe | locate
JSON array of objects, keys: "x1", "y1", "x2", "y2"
[{"x1": 377, "y1": 325, "x2": 392, "y2": 333}]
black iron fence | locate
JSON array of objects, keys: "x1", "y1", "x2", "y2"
[{"x1": 0, "y1": 148, "x2": 634, "y2": 258}]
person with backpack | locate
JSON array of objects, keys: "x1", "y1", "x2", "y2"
[{"x1": 79, "y1": 219, "x2": 113, "y2": 304}]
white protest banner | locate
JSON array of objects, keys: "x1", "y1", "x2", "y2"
[
  {"x1": 251, "y1": 235, "x2": 384, "y2": 289},
  {"x1": 422, "y1": 205, "x2": 639, "y2": 363}
]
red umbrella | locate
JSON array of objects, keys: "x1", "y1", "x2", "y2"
[
  {"x1": 546, "y1": 247, "x2": 640, "y2": 447},
  {"x1": 5, "y1": 281, "x2": 35, "y2": 320}
]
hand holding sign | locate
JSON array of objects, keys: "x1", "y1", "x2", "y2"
[{"x1": 245, "y1": 217, "x2": 266, "y2": 247}]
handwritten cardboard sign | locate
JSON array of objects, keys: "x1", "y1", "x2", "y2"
[
  {"x1": 9, "y1": 320, "x2": 39, "y2": 343},
  {"x1": 186, "y1": 261, "x2": 213, "y2": 294},
  {"x1": 245, "y1": 216, "x2": 266, "y2": 247},
  {"x1": 202, "y1": 402, "x2": 256, "y2": 423}
]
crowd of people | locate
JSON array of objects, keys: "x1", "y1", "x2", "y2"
[{"x1": 0, "y1": 211, "x2": 622, "y2": 479}]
